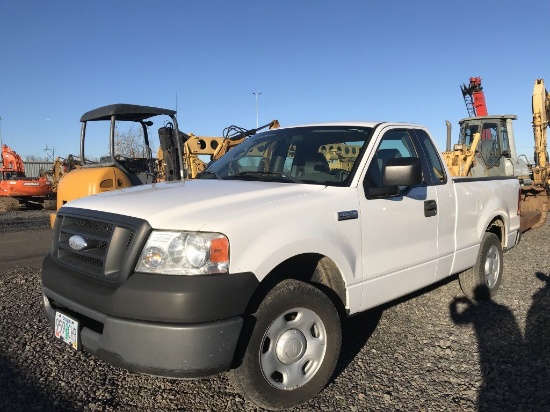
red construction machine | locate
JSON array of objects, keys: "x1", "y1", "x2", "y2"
[
  {"x1": 0, "y1": 144, "x2": 54, "y2": 210},
  {"x1": 460, "y1": 76, "x2": 489, "y2": 117}
]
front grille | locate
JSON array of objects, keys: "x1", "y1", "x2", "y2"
[
  {"x1": 73, "y1": 217, "x2": 114, "y2": 233},
  {"x1": 67, "y1": 250, "x2": 104, "y2": 267},
  {"x1": 52, "y1": 209, "x2": 149, "y2": 284}
]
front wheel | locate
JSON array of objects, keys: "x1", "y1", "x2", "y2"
[
  {"x1": 229, "y1": 279, "x2": 341, "y2": 410},
  {"x1": 459, "y1": 232, "x2": 503, "y2": 300}
]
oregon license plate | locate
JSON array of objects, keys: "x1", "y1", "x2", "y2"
[{"x1": 54, "y1": 311, "x2": 79, "y2": 350}]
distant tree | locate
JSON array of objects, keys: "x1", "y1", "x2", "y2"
[
  {"x1": 114, "y1": 125, "x2": 156, "y2": 158},
  {"x1": 24, "y1": 155, "x2": 50, "y2": 162}
]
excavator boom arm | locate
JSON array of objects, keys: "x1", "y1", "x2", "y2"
[
  {"x1": 461, "y1": 77, "x2": 488, "y2": 117},
  {"x1": 532, "y1": 79, "x2": 549, "y2": 171}
]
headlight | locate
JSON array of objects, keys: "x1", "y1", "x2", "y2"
[{"x1": 136, "y1": 231, "x2": 229, "y2": 275}]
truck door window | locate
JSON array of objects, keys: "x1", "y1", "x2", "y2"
[
  {"x1": 413, "y1": 129, "x2": 446, "y2": 184},
  {"x1": 376, "y1": 129, "x2": 417, "y2": 162},
  {"x1": 364, "y1": 130, "x2": 417, "y2": 197}
]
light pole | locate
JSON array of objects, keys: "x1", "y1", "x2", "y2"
[
  {"x1": 0, "y1": 116, "x2": 3, "y2": 148},
  {"x1": 253, "y1": 92, "x2": 262, "y2": 128}
]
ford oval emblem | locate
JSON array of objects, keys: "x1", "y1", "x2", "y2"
[{"x1": 69, "y1": 235, "x2": 88, "y2": 251}]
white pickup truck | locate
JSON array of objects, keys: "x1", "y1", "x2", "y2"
[{"x1": 42, "y1": 122, "x2": 521, "y2": 410}]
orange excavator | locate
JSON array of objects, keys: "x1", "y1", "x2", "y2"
[{"x1": 0, "y1": 143, "x2": 54, "y2": 210}]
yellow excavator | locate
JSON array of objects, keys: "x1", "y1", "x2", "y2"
[
  {"x1": 531, "y1": 79, "x2": 550, "y2": 187},
  {"x1": 442, "y1": 77, "x2": 550, "y2": 231},
  {"x1": 51, "y1": 103, "x2": 279, "y2": 226},
  {"x1": 158, "y1": 119, "x2": 281, "y2": 180},
  {"x1": 51, "y1": 104, "x2": 182, "y2": 226},
  {"x1": 43, "y1": 154, "x2": 81, "y2": 193}
]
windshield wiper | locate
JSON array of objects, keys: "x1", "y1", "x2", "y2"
[
  {"x1": 196, "y1": 171, "x2": 220, "y2": 179},
  {"x1": 225, "y1": 171, "x2": 300, "y2": 183}
]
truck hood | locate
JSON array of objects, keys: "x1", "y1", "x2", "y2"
[{"x1": 62, "y1": 180, "x2": 325, "y2": 231}]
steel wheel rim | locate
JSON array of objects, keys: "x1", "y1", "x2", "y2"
[
  {"x1": 484, "y1": 244, "x2": 501, "y2": 289},
  {"x1": 259, "y1": 307, "x2": 327, "y2": 390}
]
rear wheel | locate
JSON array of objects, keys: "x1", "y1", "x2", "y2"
[
  {"x1": 229, "y1": 279, "x2": 341, "y2": 410},
  {"x1": 459, "y1": 232, "x2": 503, "y2": 300}
]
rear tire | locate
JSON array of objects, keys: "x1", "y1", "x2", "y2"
[
  {"x1": 229, "y1": 279, "x2": 341, "y2": 410},
  {"x1": 459, "y1": 232, "x2": 503, "y2": 300}
]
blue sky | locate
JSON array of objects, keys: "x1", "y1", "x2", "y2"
[{"x1": 1, "y1": 0, "x2": 548, "y2": 160}]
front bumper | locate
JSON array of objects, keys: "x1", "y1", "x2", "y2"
[
  {"x1": 41, "y1": 251, "x2": 259, "y2": 377},
  {"x1": 43, "y1": 287, "x2": 243, "y2": 378}
]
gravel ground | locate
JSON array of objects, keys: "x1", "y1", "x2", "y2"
[
  {"x1": 0, "y1": 209, "x2": 51, "y2": 233},
  {"x1": 0, "y1": 210, "x2": 549, "y2": 411}
]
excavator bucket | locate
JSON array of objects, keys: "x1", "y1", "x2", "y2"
[{"x1": 520, "y1": 186, "x2": 549, "y2": 231}]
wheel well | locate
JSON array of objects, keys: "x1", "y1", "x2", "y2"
[
  {"x1": 232, "y1": 254, "x2": 347, "y2": 370},
  {"x1": 244, "y1": 254, "x2": 347, "y2": 317},
  {"x1": 486, "y1": 217, "x2": 504, "y2": 244}
]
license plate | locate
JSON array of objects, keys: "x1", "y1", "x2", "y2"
[{"x1": 54, "y1": 311, "x2": 80, "y2": 350}]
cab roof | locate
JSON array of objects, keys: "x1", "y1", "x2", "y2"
[{"x1": 80, "y1": 104, "x2": 176, "y2": 122}]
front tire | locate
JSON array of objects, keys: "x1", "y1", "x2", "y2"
[
  {"x1": 229, "y1": 279, "x2": 341, "y2": 410},
  {"x1": 459, "y1": 232, "x2": 503, "y2": 300}
]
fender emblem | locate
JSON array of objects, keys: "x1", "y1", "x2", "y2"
[{"x1": 69, "y1": 235, "x2": 88, "y2": 251}]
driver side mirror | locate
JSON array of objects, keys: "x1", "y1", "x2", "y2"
[
  {"x1": 383, "y1": 157, "x2": 423, "y2": 187},
  {"x1": 363, "y1": 156, "x2": 422, "y2": 199}
]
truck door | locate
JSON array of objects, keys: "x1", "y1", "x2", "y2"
[
  {"x1": 412, "y1": 128, "x2": 456, "y2": 281},
  {"x1": 358, "y1": 128, "x2": 439, "y2": 310}
]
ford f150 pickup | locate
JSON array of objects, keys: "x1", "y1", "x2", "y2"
[{"x1": 42, "y1": 122, "x2": 521, "y2": 410}]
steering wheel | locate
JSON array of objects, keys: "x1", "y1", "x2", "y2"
[{"x1": 331, "y1": 169, "x2": 349, "y2": 182}]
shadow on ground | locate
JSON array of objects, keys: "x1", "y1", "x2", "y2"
[{"x1": 450, "y1": 272, "x2": 550, "y2": 411}]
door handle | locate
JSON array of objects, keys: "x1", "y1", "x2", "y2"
[{"x1": 424, "y1": 200, "x2": 437, "y2": 217}]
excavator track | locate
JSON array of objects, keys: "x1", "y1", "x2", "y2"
[{"x1": 0, "y1": 197, "x2": 22, "y2": 212}]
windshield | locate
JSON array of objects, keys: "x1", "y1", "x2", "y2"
[
  {"x1": 200, "y1": 126, "x2": 373, "y2": 186},
  {"x1": 460, "y1": 123, "x2": 480, "y2": 147}
]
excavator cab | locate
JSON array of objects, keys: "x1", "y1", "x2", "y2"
[
  {"x1": 457, "y1": 115, "x2": 530, "y2": 180},
  {"x1": 51, "y1": 104, "x2": 184, "y2": 227}
]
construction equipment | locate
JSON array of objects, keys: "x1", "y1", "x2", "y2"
[
  {"x1": 442, "y1": 77, "x2": 530, "y2": 179},
  {"x1": 461, "y1": 76, "x2": 488, "y2": 117},
  {"x1": 52, "y1": 103, "x2": 280, "y2": 226},
  {"x1": 531, "y1": 79, "x2": 550, "y2": 187},
  {"x1": 0, "y1": 143, "x2": 54, "y2": 210},
  {"x1": 525, "y1": 78, "x2": 550, "y2": 228},
  {"x1": 43, "y1": 155, "x2": 81, "y2": 193},
  {"x1": 180, "y1": 119, "x2": 280, "y2": 178},
  {"x1": 51, "y1": 104, "x2": 183, "y2": 225},
  {"x1": 442, "y1": 77, "x2": 550, "y2": 231}
]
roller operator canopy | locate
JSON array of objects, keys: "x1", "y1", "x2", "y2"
[{"x1": 80, "y1": 104, "x2": 177, "y2": 122}]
